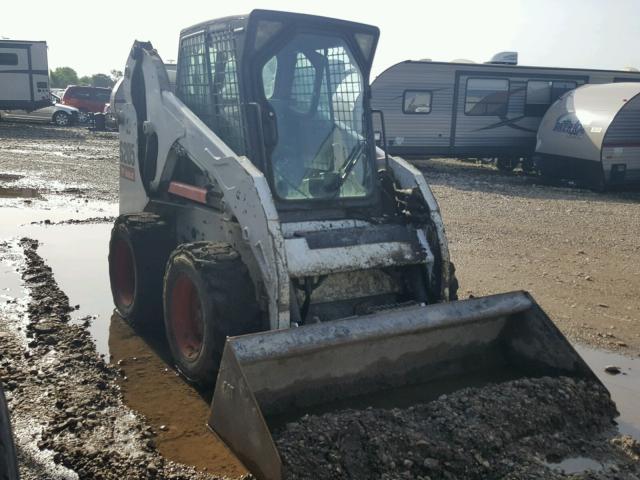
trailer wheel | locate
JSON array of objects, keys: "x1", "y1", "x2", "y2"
[
  {"x1": 496, "y1": 157, "x2": 517, "y2": 172},
  {"x1": 0, "y1": 385, "x2": 19, "y2": 480},
  {"x1": 521, "y1": 156, "x2": 536, "y2": 174},
  {"x1": 163, "y1": 242, "x2": 262, "y2": 386},
  {"x1": 108, "y1": 213, "x2": 174, "y2": 328},
  {"x1": 449, "y1": 262, "x2": 459, "y2": 301}
]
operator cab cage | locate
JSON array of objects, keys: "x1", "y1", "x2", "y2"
[{"x1": 176, "y1": 10, "x2": 380, "y2": 214}]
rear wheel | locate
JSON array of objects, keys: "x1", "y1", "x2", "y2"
[
  {"x1": 163, "y1": 242, "x2": 262, "y2": 386},
  {"x1": 108, "y1": 213, "x2": 174, "y2": 328},
  {"x1": 52, "y1": 111, "x2": 70, "y2": 127},
  {"x1": 496, "y1": 157, "x2": 518, "y2": 172}
]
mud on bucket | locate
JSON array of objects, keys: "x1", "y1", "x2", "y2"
[{"x1": 208, "y1": 291, "x2": 601, "y2": 480}]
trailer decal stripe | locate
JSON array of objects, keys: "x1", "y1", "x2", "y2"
[
  {"x1": 603, "y1": 142, "x2": 640, "y2": 148},
  {"x1": 0, "y1": 69, "x2": 48, "y2": 75},
  {"x1": 168, "y1": 181, "x2": 208, "y2": 204}
]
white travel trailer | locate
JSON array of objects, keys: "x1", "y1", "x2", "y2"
[
  {"x1": 535, "y1": 82, "x2": 640, "y2": 188},
  {"x1": 371, "y1": 55, "x2": 640, "y2": 170},
  {"x1": 0, "y1": 40, "x2": 51, "y2": 111}
]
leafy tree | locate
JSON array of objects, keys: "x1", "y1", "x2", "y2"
[
  {"x1": 78, "y1": 75, "x2": 91, "y2": 86},
  {"x1": 110, "y1": 69, "x2": 123, "y2": 81},
  {"x1": 49, "y1": 67, "x2": 79, "y2": 88},
  {"x1": 90, "y1": 73, "x2": 114, "y2": 88}
]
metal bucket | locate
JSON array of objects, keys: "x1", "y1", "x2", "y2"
[{"x1": 208, "y1": 291, "x2": 601, "y2": 480}]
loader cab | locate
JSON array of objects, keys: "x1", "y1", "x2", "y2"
[{"x1": 176, "y1": 10, "x2": 380, "y2": 217}]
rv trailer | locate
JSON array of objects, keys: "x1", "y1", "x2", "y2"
[
  {"x1": 371, "y1": 55, "x2": 640, "y2": 170},
  {"x1": 0, "y1": 40, "x2": 51, "y2": 111},
  {"x1": 535, "y1": 82, "x2": 640, "y2": 189}
]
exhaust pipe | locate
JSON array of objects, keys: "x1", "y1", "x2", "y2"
[{"x1": 208, "y1": 291, "x2": 601, "y2": 480}]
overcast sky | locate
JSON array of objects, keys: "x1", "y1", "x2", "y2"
[{"x1": 3, "y1": 0, "x2": 639, "y2": 78}]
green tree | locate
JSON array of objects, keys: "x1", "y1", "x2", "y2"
[
  {"x1": 49, "y1": 67, "x2": 79, "y2": 88},
  {"x1": 90, "y1": 73, "x2": 114, "y2": 88},
  {"x1": 78, "y1": 75, "x2": 91, "y2": 86},
  {"x1": 110, "y1": 69, "x2": 123, "y2": 81}
]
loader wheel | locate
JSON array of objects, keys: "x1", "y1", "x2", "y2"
[
  {"x1": 108, "y1": 213, "x2": 174, "y2": 328},
  {"x1": 163, "y1": 242, "x2": 262, "y2": 386}
]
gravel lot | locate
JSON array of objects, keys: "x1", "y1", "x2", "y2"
[{"x1": 417, "y1": 158, "x2": 640, "y2": 356}]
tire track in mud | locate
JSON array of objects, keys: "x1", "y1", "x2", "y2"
[{"x1": 0, "y1": 238, "x2": 250, "y2": 480}]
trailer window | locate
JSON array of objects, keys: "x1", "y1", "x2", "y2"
[
  {"x1": 403, "y1": 90, "x2": 432, "y2": 114},
  {"x1": 465, "y1": 78, "x2": 509, "y2": 116},
  {"x1": 525, "y1": 80, "x2": 577, "y2": 116},
  {"x1": 551, "y1": 81, "x2": 576, "y2": 101},
  {"x1": 0, "y1": 53, "x2": 18, "y2": 66}
]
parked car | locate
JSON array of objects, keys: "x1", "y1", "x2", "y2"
[
  {"x1": 61, "y1": 85, "x2": 112, "y2": 114},
  {"x1": 0, "y1": 94, "x2": 79, "y2": 126}
]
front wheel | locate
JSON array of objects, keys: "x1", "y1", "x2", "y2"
[
  {"x1": 52, "y1": 111, "x2": 70, "y2": 126},
  {"x1": 496, "y1": 157, "x2": 518, "y2": 172},
  {"x1": 163, "y1": 242, "x2": 263, "y2": 387}
]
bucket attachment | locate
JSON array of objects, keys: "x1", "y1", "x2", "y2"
[{"x1": 208, "y1": 291, "x2": 601, "y2": 480}]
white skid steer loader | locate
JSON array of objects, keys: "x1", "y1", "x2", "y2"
[{"x1": 108, "y1": 10, "x2": 603, "y2": 480}]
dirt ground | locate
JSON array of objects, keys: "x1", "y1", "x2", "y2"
[
  {"x1": 415, "y1": 158, "x2": 640, "y2": 356},
  {"x1": 0, "y1": 121, "x2": 639, "y2": 479},
  {"x1": 0, "y1": 122, "x2": 118, "y2": 202}
]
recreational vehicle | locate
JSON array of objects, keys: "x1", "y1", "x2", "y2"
[
  {"x1": 535, "y1": 82, "x2": 640, "y2": 189},
  {"x1": 371, "y1": 54, "x2": 640, "y2": 170},
  {"x1": 0, "y1": 40, "x2": 50, "y2": 111}
]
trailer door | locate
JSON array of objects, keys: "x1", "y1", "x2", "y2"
[{"x1": 452, "y1": 74, "x2": 533, "y2": 156}]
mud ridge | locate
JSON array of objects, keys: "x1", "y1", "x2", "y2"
[
  {"x1": 29, "y1": 216, "x2": 116, "y2": 226},
  {"x1": 275, "y1": 377, "x2": 640, "y2": 480},
  {"x1": 0, "y1": 238, "x2": 249, "y2": 480}
]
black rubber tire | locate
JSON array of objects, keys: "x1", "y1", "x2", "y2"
[
  {"x1": 0, "y1": 385, "x2": 19, "y2": 480},
  {"x1": 108, "y1": 213, "x2": 174, "y2": 329},
  {"x1": 521, "y1": 156, "x2": 536, "y2": 174},
  {"x1": 496, "y1": 157, "x2": 517, "y2": 172},
  {"x1": 52, "y1": 111, "x2": 70, "y2": 127},
  {"x1": 448, "y1": 262, "x2": 459, "y2": 301},
  {"x1": 163, "y1": 242, "x2": 263, "y2": 387}
]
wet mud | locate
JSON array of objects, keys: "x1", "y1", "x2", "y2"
[
  {"x1": 275, "y1": 377, "x2": 640, "y2": 480},
  {"x1": 0, "y1": 238, "x2": 246, "y2": 480},
  {"x1": 108, "y1": 315, "x2": 247, "y2": 477}
]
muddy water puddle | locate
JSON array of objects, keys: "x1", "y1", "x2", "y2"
[
  {"x1": 109, "y1": 315, "x2": 246, "y2": 476},
  {"x1": 577, "y1": 346, "x2": 640, "y2": 439},
  {"x1": 545, "y1": 456, "x2": 605, "y2": 474},
  {"x1": 0, "y1": 201, "x2": 248, "y2": 476}
]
